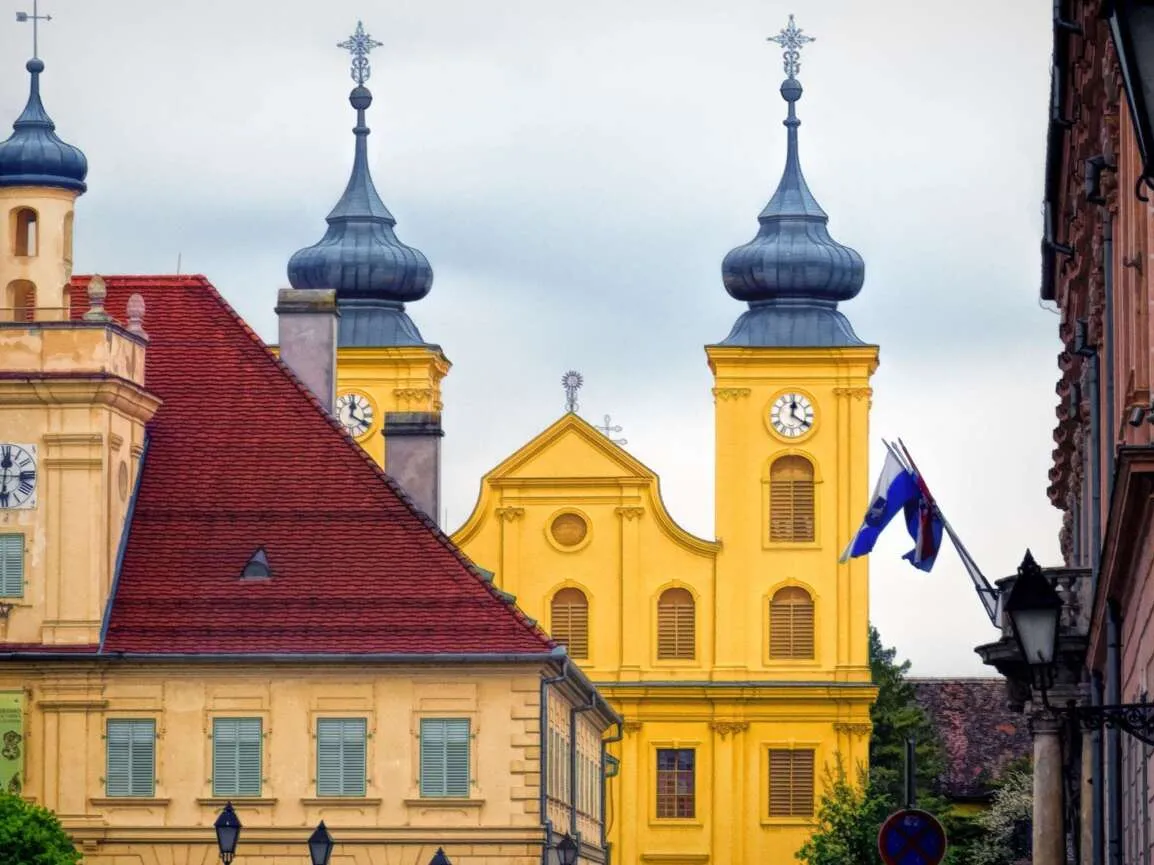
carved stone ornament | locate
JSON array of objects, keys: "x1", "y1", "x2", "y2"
[
  {"x1": 495, "y1": 506, "x2": 525, "y2": 522},
  {"x1": 623, "y1": 720, "x2": 643, "y2": 735},
  {"x1": 615, "y1": 506, "x2": 645, "y2": 521},
  {"x1": 833, "y1": 387, "x2": 873, "y2": 401},
  {"x1": 833, "y1": 722, "x2": 873, "y2": 737},
  {"x1": 712, "y1": 387, "x2": 752, "y2": 401},
  {"x1": 709, "y1": 721, "x2": 750, "y2": 738}
]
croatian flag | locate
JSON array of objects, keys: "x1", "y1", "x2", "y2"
[
  {"x1": 902, "y1": 470, "x2": 944, "y2": 572},
  {"x1": 840, "y1": 450, "x2": 920, "y2": 562}
]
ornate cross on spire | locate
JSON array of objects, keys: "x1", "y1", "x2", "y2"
[
  {"x1": 561, "y1": 370, "x2": 584, "y2": 414},
  {"x1": 337, "y1": 20, "x2": 383, "y2": 86},
  {"x1": 595, "y1": 415, "x2": 627, "y2": 447},
  {"x1": 767, "y1": 14, "x2": 814, "y2": 80},
  {"x1": 16, "y1": 0, "x2": 52, "y2": 59}
]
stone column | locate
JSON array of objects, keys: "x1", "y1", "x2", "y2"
[{"x1": 1032, "y1": 711, "x2": 1066, "y2": 865}]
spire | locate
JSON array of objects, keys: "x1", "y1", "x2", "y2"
[
  {"x1": 287, "y1": 21, "x2": 434, "y2": 348},
  {"x1": 0, "y1": 52, "x2": 87, "y2": 193},
  {"x1": 718, "y1": 16, "x2": 865, "y2": 348}
]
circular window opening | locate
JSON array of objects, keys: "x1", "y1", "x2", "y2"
[{"x1": 551, "y1": 513, "x2": 588, "y2": 547}]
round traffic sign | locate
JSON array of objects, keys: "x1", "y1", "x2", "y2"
[{"x1": 877, "y1": 808, "x2": 948, "y2": 865}]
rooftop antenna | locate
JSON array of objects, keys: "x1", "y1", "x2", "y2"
[
  {"x1": 176, "y1": 252, "x2": 182, "y2": 275},
  {"x1": 15, "y1": 0, "x2": 52, "y2": 59}
]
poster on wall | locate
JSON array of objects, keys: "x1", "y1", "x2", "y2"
[{"x1": 0, "y1": 692, "x2": 23, "y2": 794}]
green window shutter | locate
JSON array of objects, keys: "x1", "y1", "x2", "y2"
[
  {"x1": 420, "y1": 718, "x2": 470, "y2": 797},
  {"x1": 106, "y1": 719, "x2": 155, "y2": 797},
  {"x1": 316, "y1": 718, "x2": 366, "y2": 796},
  {"x1": 213, "y1": 718, "x2": 262, "y2": 797},
  {"x1": 0, "y1": 534, "x2": 23, "y2": 598}
]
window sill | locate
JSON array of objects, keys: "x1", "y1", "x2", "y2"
[
  {"x1": 403, "y1": 797, "x2": 485, "y2": 808},
  {"x1": 647, "y1": 817, "x2": 703, "y2": 828},
  {"x1": 763, "y1": 541, "x2": 821, "y2": 551},
  {"x1": 760, "y1": 815, "x2": 816, "y2": 827},
  {"x1": 89, "y1": 797, "x2": 170, "y2": 807},
  {"x1": 300, "y1": 797, "x2": 382, "y2": 806},
  {"x1": 197, "y1": 797, "x2": 277, "y2": 807}
]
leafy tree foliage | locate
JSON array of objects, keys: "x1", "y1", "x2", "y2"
[
  {"x1": 969, "y1": 766, "x2": 1033, "y2": 865},
  {"x1": 797, "y1": 760, "x2": 892, "y2": 865},
  {"x1": 0, "y1": 792, "x2": 80, "y2": 865}
]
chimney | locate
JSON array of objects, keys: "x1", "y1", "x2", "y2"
[
  {"x1": 276, "y1": 289, "x2": 339, "y2": 413},
  {"x1": 384, "y1": 412, "x2": 443, "y2": 525}
]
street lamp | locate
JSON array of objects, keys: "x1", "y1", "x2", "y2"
[
  {"x1": 307, "y1": 821, "x2": 333, "y2": 865},
  {"x1": 555, "y1": 834, "x2": 579, "y2": 865},
  {"x1": 1106, "y1": 0, "x2": 1154, "y2": 195},
  {"x1": 1003, "y1": 549, "x2": 1062, "y2": 695},
  {"x1": 213, "y1": 802, "x2": 241, "y2": 865}
]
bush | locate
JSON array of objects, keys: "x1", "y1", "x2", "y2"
[{"x1": 0, "y1": 791, "x2": 81, "y2": 865}]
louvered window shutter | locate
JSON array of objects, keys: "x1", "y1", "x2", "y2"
[
  {"x1": 420, "y1": 718, "x2": 470, "y2": 797},
  {"x1": 551, "y1": 589, "x2": 589, "y2": 659},
  {"x1": 106, "y1": 719, "x2": 155, "y2": 797},
  {"x1": 769, "y1": 457, "x2": 815, "y2": 543},
  {"x1": 213, "y1": 718, "x2": 262, "y2": 797},
  {"x1": 657, "y1": 588, "x2": 695, "y2": 660},
  {"x1": 770, "y1": 587, "x2": 815, "y2": 659},
  {"x1": 769, "y1": 749, "x2": 815, "y2": 817},
  {"x1": 316, "y1": 718, "x2": 366, "y2": 796},
  {"x1": 0, "y1": 534, "x2": 23, "y2": 598}
]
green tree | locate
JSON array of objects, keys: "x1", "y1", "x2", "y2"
[
  {"x1": 797, "y1": 760, "x2": 892, "y2": 865},
  {"x1": 0, "y1": 791, "x2": 80, "y2": 865},
  {"x1": 969, "y1": 766, "x2": 1032, "y2": 865}
]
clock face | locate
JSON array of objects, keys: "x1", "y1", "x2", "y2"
[
  {"x1": 770, "y1": 392, "x2": 815, "y2": 438},
  {"x1": 335, "y1": 392, "x2": 374, "y2": 439},
  {"x1": 0, "y1": 443, "x2": 37, "y2": 509}
]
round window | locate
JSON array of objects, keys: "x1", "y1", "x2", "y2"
[{"x1": 550, "y1": 513, "x2": 588, "y2": 547}]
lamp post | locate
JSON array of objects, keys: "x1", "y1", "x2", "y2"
[
  {"x1": 307, "y1": 821, "x2": 333, "y2": 865},
  {"x1": 214, "y1": 802, "x2": 241, "y2": 865},
  {"x1": 555, "y1": 834, "x2": 579, "y2": 865},
  {"x1": 428, "y1": 849, "x2": 453, "y2": 865}
]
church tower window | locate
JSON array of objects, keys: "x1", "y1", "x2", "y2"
[
  {"x1": 769, "y1": 455, "x2": 815, "y2": 542},
  {"x1": 769, "y1": 586, "x2": 814, "y2": 659},
  {"x1": 6, "y1": 280, "x2": 35, "y2": 323},
  {"x1": 13, "y1": 207, "x2": 37, "y2": 257},
  {"x1": 657, "y1": 588, "x2": 696, "y2": 660},
  {"x1": 0, "y1": 534, "x2": 24, "y2": 597},
  {"x1": 551, "y1": 587, "x2": 589, "y2": 659}
]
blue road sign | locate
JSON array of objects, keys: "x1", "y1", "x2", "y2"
[{"x1": 877, "y1": 808, "x2": 948, "y2": 865}]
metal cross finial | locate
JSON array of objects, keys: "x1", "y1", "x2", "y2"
[
  {"x1": 337, "y1": 20, "x2": 383, "y2": 86},
  {"x1": 595, "y1": 414, "x2": 627, "y2": 447},
  {"x1": 767, "y1": 14, "x2": 814, "y2": 80},
  {"x1": 561, "y1": 370, "x2": 584, "y2": 414},
  {"x1": 15, "y1": 0, "x2": 52, "y2": 60}
]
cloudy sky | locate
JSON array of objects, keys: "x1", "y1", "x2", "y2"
[{"x1": 0, "y1": 0, "x2": 1058, "y2": 675}]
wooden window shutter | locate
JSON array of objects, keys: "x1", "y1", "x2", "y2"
[
  {"x1": 769, "y1": 456, "x2": 815, "y2": 543},
  {"x1": 0, "y1": 534, "x2": 23, "y2": 598},
  {"x1": 551, "y1": 588, "x2": 590, "y2": 659},
  {"x1": 106, "y1": 719, "x2": 155, "y2": 797},
  {"x1": 657, "y1": 588, "x2": 696, "y2": 660},
  {"x1": 316, "y1": 718, "x2": 366, "y2": 797},
  {"x1": 213, "y1": 718, "x2": 262, "y2": 797},
  {"x1": 770, "y1": 586, "x2": 815, "y2": 659},
  {"x1": 769, "y1": 749, "x2": 815, "y2": 817},
  {"x1": 420, "y1": 718, "x2": 470, "y2": 798}
]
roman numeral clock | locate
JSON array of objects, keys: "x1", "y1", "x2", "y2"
[{"x1": 0, "y1": 444, "x2": 37, "y2": 509}]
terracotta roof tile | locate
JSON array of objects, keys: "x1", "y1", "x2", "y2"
[{"x1": 60, "y1": 275, "x2": 555, "y2": 657}]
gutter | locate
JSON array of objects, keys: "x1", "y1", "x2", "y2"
[
  {"x1": 600, "y1": 720, "x2": 624, "y2": 863},
  {"x1": 540, "y1": 657, "x2": 570, "y2": 865},
  {"x1": 99, "y1": 435, "x2": 149, "y2": 650}
]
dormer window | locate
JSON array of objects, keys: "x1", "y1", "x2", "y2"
[
  {"x1": 240, "y1": 547, "x2": 271, "y2": 580},
  {"x1": 13, "y1": 208, "x2": 37, "y2": 257}
]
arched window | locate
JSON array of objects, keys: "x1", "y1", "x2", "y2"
[
  {"x1": 6, "y1": 280, "x2": 35, "y2": 323},
  {"x1": 551, "y1": 588, "x2": 589, "y2": 659},
  {"x1": 13, "y1": 208, "x2": 37, "y2": 257},
  {"x1": 769, "y1": 455, "x2": 815, "y2": 543},
  {"x1": 657, "y1": 587, "x2": 695, "y2": 660},
  {"x1": 769, "y1": 586, "x2": 815, "y2": 659}
]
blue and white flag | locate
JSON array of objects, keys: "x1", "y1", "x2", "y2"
[{"x1": 840, "y1": 450, "x2": 919, "y2": 562}]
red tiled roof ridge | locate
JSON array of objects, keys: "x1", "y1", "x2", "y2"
[{"x1": 68, "y1": 274, "x2": 556, "y2": 654}]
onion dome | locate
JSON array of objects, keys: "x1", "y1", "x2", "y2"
[
  {"x1": 0, "y1": 58, "x2": 87, "y2": 193},
  {"x1": 288, "y1": 22, "x2": 433, "y2": 348},
  {"x1": 718, "y1": 18, "x2": 865, "y2": 348}
]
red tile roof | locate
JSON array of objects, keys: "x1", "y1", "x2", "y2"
[{"x1": 62, "y1": 275, "x2": 554, "y2": 656}]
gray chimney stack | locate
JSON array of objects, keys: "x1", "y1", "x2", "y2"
[
  {"x1": 384, "y1": 412, "x2": 443, "y2": 525},
  {"x1": 275, "y1": 289, "x2": 339, "y2": 413}
]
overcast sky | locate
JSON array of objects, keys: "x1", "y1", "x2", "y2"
[{"x1": 0, "y1": 0, "x2": 1058, "y2": 675}]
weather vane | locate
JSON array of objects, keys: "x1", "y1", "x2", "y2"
[
  {"x1": 15, "y1": 0, "x2": 52, "y2": 60},
  {"x1": 768, "y1": 13, "x2": 814, "y2": 80},
  {"x1": 595, "y1": 414, "x2": 627, "y2": 447},
  {"x1": 562, "y1": 370, "x2": 584, "y2": 414},
  {"x1": 337, "y1": 20, "x2": 383, "y2": 86}
]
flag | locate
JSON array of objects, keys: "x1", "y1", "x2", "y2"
[
  {"x1": 840, "y1": 450, "x2": 920, "y2": 562},
  {"x1": 902, "y1": 470, "x2": 944, "y2": 572}
]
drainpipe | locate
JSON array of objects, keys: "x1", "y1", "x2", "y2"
[
  {"x1": 1092, "y1": 670, "x2": 1104, "y2": 865},
  {"x1": 601, "y1": 720, "x2": 624, "y2": 864},
  {"x1": 1107, "y1": 601, "x2": 1122, "y2": 865},
  {"x1": 1103, "y1": 215, "x2": 1116, "y2": 493},
  {"x1": 1074, "y1": 318, "x2": 1101, "y2": 573},
  {"x1": 541, "y1": 658, "x2": 569, "y2": 865},
  {"x1": 571, "y1": 692, "x2": 597, "y2": 838}
]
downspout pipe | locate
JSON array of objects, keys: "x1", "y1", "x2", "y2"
[
  {"x1": 1103, "y1": 214, "x2": 1116, "y2": 493},
  {"x1": 1092, "y1": 670, "x2": 1105, "y2": 865},
  {"x1": 1074, "y1": 317, "x2": 1101, "y2": 574},
  {"x1": 541, "y1": 657, "x2": 570, "y2": 865},
  {"x1": 601, "y1": 720, "x2": 623, "y2": 865},
  {"x1": 1107, "y1": 601, "x2": 1122, "y2": 865}
]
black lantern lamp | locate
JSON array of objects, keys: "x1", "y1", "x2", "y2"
[
  {"x1": 213, "y1": 802, "x2": 241, "y2": 865},
  {"x1": 555, "y1": 834, "x2": 579, "y2": 865},
  {"x1": 428, "y1": 849, "x2": 453, "y2": 865},
  {"x1": 308, "y1": 821, "x2": 334, "y2": 865},
  {"x1": 1106, "y1": 0, "x2": 1154, "y2": 196},
  {"x1": 1003, "y1": 550, "x2": 1062, "y2": 699}
]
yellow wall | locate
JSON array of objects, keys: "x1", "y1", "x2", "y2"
[
  {"x1": 1, "y1": 185, "x2": 78, "y2": 318},
  {"x1": 452, "y1": 341, "x2": 879, "y2": 864}
]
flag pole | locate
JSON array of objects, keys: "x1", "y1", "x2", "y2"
[{"x1": 895, "y1": 439, "x2": 999, "y2": 624}]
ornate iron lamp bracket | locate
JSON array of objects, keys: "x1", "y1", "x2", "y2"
[{"x1": 1058, "y1": 700, "x2": 1154, "y2": 747}]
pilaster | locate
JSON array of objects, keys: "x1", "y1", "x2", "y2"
[{"x1": 617, "y1": 506, "x2": 644, "y2": 676}]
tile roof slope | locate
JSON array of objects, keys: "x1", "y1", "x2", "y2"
[
  {"x1": 68, "y1": 275, "x2": 555, "y2": 656},
  {"x1": 911, "y1": 678, "x2": 1031, "y2": 801}
]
